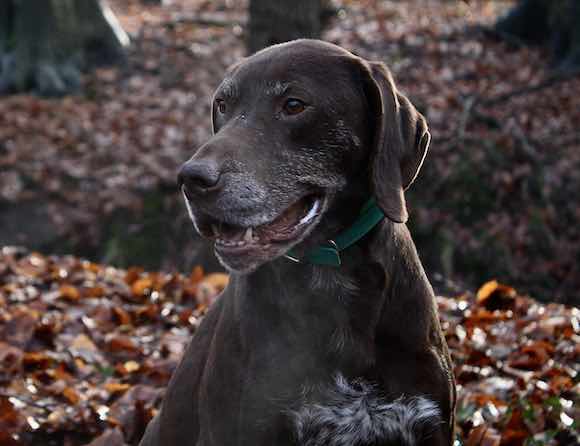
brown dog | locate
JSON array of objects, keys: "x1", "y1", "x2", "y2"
[{"x1": 140, "y1": 39, "x2": 456, "y2": 446}]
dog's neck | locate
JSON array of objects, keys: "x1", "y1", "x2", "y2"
[
  {"x1": 224, "y1": 218, "x2": 436, "y2": 370},
  {"x1": 223, "y1": 221, "x2": 391, "y2": 375},
  {"x1": 232, "y1": 218, "x2": 384, "y2": 305}
]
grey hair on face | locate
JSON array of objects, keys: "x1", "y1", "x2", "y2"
[{"x1": 293, "y1": 374, "x2": 442, "y2": 446}]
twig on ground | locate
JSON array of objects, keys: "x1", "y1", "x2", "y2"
[
  {"x1": 509, "y1": 119, "x2": 540, "y2": 160},
  {"x1": 161, "y1": 14, "x2": 243, "y2": 29},
  {"x1": 457, "y1": 95, "x2": 478, "y2": 139}
]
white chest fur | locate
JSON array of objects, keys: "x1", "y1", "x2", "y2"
[{"x1": 293, "y1": 374, "x2": 441, "y2": 446}]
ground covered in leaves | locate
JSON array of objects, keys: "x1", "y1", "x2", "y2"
[
  {"x1": 0, "y1": 249, "x2": 578, "y2": 445},
  {"x1": 0, "y1": 0, "x2": 579, "y2": 304}
]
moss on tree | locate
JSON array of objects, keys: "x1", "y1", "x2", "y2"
[{"x1": 0, "y1": 0, "x2": 129, "y2": 96}]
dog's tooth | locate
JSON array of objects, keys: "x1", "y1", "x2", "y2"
[
  {"x1": 299, "y1": 199, "x2": 320, "y2": 225},
  {"x1": 211, "y1": 224, "x2": 219, "y2": 236},
  {"x1": 244, "y1": 227, "x2": 253, "y2": 242}
]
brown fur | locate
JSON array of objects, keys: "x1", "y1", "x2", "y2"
[{"x1": 140, "y1": 39, "x2": 456, "y2": 446}]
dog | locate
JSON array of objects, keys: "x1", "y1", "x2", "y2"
[{"x1": 139, "y1": 39, "x2": 456, "y2": 446}]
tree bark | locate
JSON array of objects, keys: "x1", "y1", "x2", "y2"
[
  {"x1": 246, "y1": 0, "x2": 322, "y2": 54},
  {"x1": 495, "y1": 0, "x2": 580, "y2": 72},
  {"x1": 0, "y1": 0, "x2": 129, "y2": 96},
  {"x1": 553, "y1": 0, "x2": 580, "y2": 72}
]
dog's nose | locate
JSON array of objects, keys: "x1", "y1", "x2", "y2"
[{"x1": 178, "y1": 160, "x2": 222, "y2": 194}]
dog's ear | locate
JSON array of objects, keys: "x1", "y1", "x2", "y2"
[{"x1": 358, "y1": 60, "x2": 430, "y2": 223}]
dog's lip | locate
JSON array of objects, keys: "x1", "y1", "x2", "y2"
[{"x1": 195, "y1": 193, "x2": 325, "y2": 250}]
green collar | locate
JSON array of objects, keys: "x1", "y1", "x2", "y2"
[{"x1": 285, "y1": 198, "x2": 384, "y2": 267}]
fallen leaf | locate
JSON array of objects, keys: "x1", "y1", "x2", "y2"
[
  {"x1": 465, "y1": 425, "x2": 501, "y2": 446},
  {"x1": 59, "y1": 284, "x2": 81, "y2": 302},
  {"x1": 476, "y1": 280, "x2": 516, "y2": 311}
]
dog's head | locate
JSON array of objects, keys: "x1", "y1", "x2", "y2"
[{"x1": 178, "y1": 40, "x2": 430, "y2": 273}]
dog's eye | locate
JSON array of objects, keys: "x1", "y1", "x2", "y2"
[
  {"x1": 216, "y1": 99, "x2": 226, "y2": 114},
  {"x1": 283, "y1": 98, "x2": 306, "y2": 115}
]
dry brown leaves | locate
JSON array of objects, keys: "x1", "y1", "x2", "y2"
[
  {"x1": 0, "y1": 249, "x2": 578, "y2": 445},
  {"x1": 442, "y1": 280, "x2": 579, "y2": 445},
  {"x1": 0, "y1": 247, "x2": 227, "y2": 445}
]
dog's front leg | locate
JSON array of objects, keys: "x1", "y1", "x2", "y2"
[
  {"x1": 138, "y1": 296, "x2": 225, "y2": 446},
  {"x1": 139, "y1": 413, "x2": 160, "y2": 445}
]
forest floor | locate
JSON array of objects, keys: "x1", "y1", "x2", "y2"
[
  {"x1": 0, "y1": 248, "x2": 578, "y2": 445},
  {"x1": 1, "y1": 0, "x2": 579, "y2": 445}
]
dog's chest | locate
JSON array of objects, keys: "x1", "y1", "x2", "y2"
[
  {"x1": 195, "y1": 268, "x2": 383, "y2": 445},
  {"x1": 196, "y1": 307, "x2": 373, "y2": 442},
  {"x1": 197, "y1": 319, "x2": 348, "y2": 445}
]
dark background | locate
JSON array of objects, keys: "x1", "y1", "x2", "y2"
[{"x1": 1, "y1": 0, "x2": 579, "y2": 304}]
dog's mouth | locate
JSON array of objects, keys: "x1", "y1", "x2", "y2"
[
  {"x1": 201, "y1": 194, "x2": 322, "y2": 246},
  {"x1": 187, "y1": 193, "x2": 326, "y2": 270}
]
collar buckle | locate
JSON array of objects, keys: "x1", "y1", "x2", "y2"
[{"x1": 284, "y1": 198, "x2": 384, "y2": 267}]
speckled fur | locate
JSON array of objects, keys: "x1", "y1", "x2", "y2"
[{"x1": 294, "y1": 375, "x2": 442, "y2": 446}]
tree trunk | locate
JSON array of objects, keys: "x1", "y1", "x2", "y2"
[
  {"x1": 495, "y1": 0, "x2": 580, "y2": 72},
  {"x1": 0, "y1": 2, "x2": 13, "y2": 56},
  {"x1": 552, "y1": 0, "x2": 580, "y2": 72},
  {"x1": 246, "y1": 0, "x2": 322, "y2": 54},
  {"x1": 0, "y1": 0, "x2": 129, "y2": 96}
]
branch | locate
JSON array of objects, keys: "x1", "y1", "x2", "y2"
[
  {"x1": 467, "y1": 24, "x2": 529, "y2": 49},
  {"x1": 161, "y1": 13, "x2": 243, "y2": 29},
  {"x1": 537, "y1": 131, "x2": 580, "y2": 147},
  {"x1": 438, "y1": 95, "x2": 500, "y2": 144},
  {"x1": 482, "y1": 69, "x2": 580, "y2": 107},
  {"x1": 509, "y1": 120, "x2": 539, "y2": 160}
]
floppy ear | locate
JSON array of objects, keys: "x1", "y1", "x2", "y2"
[{"x1": 359, "y1": 61, "x2": 430, "y2": 223}]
